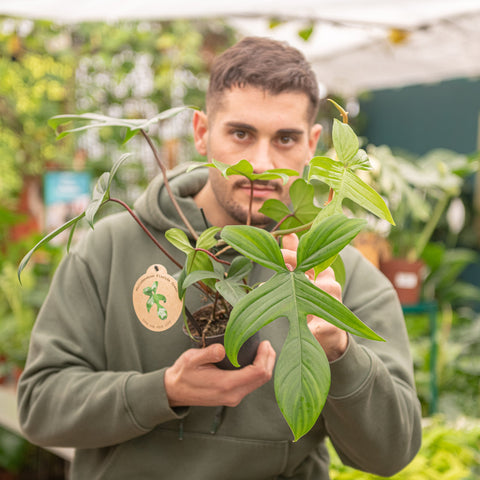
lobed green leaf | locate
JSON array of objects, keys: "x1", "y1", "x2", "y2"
[
  {"x1": 275, "y1": 320, "x2": 330, "y2": 441},
  {"x1": 309, "y1": 157, "x2": 394, "y2": 224},
  {"x1": 224, "y1": 269, "x2": 383, "y2": 440},
  {"x1": 49, "y1": 107, "x2": 195, "y2": 141}
]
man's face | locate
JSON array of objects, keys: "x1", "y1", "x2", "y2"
[{"x1": 193, "y1": 86, "x2": 322, "y2": 227}]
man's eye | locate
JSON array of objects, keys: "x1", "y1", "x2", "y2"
[
  {"x1": 279, "y1": 135, "x2": 294, "y2": 145},
  {"x1": 233, "y1": 130, "x2": 247, "y2": 140}
]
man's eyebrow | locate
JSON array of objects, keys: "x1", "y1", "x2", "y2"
[
  {"x1": 225, "y1": 121, "x2": 257, "y2": 132},
  {"x1": 277, "y1": 128, "x2": 304, "y2": 136},
  {"x1": 225, "y1": 122, "x2": 304, "y2": 136}
]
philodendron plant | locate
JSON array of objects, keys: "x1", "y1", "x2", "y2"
[{"x1": 18, "y1": 101, "x2": 394, "y2": 441}]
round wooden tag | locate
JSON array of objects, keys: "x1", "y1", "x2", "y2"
[{"x1": 132, "y1": 265, "x2": 182, "y2": 332}]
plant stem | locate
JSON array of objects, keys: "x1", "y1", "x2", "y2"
[
  {"x1": 202, "y1": 292, "x2": 219, "y2": 346},
  {"x1": 247, "y1": 181, "x2": 254, "y2": 226},
  {"x1": 328, "y1": 98, "x2": 349, "y2": 124},
  {"x1": 215, "y1": 244, "x2": 233, "y2": 256},
  {"x1": 108, "y1": 198, "x2": 183, "y2": 269},
  {"x1": 195, "y1": 248, "x2": 231, "y2": 265},
  {"x1": 140, "y1": 129, "x2": 198, "y2": 241},
  {"x1": 184, "y1": 307, "x2": 203, "y2": 337},
  {"x1": 271, "y1": 213, "x2": 297, "y2": 233},
  {"x1": 271, "y1": 221, "x2": 313, "y2": 237}
]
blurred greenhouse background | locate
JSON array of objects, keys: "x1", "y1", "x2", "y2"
[{"x1": 1, "y1": 2, "x2": 480, "y2": 478}]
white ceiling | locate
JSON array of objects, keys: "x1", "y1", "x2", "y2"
[{"x1": 1, "y1": 0, "x2": 480, "y2": 94}]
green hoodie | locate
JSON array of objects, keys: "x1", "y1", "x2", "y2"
[{"x1": 17, "y1": 168, "x2": 421, "y2": 479}]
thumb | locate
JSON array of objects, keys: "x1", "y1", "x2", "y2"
[
  {"x1": 282, "y1": 233, "x2": 299, "y2": 251},
  {"x1": 193, "y1": 343, "x2": 226, "y2": 365},
  {"x1": 281, "y1": 233, "x2": 299, "y2": 270}
]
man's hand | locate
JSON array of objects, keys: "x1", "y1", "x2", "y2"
[
  {"x1": 281, "y1": 233, "x2": 348, "y2": 362},
  {"x1": 164, "y1": 340, "x2": 276, "y2": 408}
]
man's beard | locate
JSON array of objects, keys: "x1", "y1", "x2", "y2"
[
  {"x1": 217, "y1": 179, "x2": 284, "y2": 226},
  {"x1": 223, "y1": 199, "x2": 271, "y2": 226}
]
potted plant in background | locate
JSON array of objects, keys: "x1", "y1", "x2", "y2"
[
  {"x1": 18, "y1": 100, "x2": 394, "y2": 441},
  {"x1": 357, "y1": 145, "x2": 478, "y2": 305}
]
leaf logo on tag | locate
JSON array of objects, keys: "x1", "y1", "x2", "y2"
[
  {"x1": 143, "y1": 281, "x2": 168, "y2": 319},
  {"x1": 133, "y1": 265, "x2": 182, "y2": 332}
]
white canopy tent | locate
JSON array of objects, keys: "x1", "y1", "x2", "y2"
[{"x1": 1, "y1": 0, "x2": 480, "y2": 94}]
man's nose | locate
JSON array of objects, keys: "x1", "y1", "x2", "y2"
[{"x1": 251, "y1": 140, "x2": 275, "y2": 173}]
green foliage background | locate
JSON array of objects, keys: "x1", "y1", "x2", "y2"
[{"x1": 0, "y1": 17, "x2": 236, "y2": 206}]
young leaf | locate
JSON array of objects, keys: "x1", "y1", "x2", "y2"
[
  {"x1": 186, "y1": 251, "x2": 216, "y2": 290},
  {"x1": 259, "y1": 179, "x2": 320, "y2": 230},
  {"x1": 216, "y1": 278, "x2": 250, "y2": 306},
  {"x1": 182, "y1": 269, "x2": 223, "y2": 290},
  {"x1": 196, "y1": 226, "x2": 221, "y2": 250},
  {"x1": 166, "y1": 227, "x2": 219, "y2": 290},
  {"x1": 108, "y1": 153, "x2": 133, "y2": 190},
  {"x1": 165, "y1": 228, "x2": 194, "y2": 256},
  {"x1": 221, "y1": 225, "x2": 286, "y2": 272},
  {"x1": 258, "y1": 199, "x2": 291, "y2": 223},
  {"x1": 332, "y1": 119, "x2": 359, "y2": 165},
  {"x1": 85, "y1": 173, "x2": 109, "y2": 228},
  {"x1": 227, "y1": 256, "x2": 252, "y2": 280},
  {"x1": 214, "y1": 257, "x2": 253, "y2": 306},
  {"x1": 18, "y1": 212, "x2": 85, "y2": 282}
]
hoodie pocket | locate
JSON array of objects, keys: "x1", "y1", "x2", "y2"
[{"x1": 94, "y1": 427, "x2": 289, "y2": 480}]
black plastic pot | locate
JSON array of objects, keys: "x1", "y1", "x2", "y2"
[{"x1": 183, "y1": 324, "x2": 259, "y2": 370}]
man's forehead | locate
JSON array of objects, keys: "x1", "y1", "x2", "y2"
[
  {"x1": 209, "y1": 86, "x2": 311, "y2": 126},
  {"x1": 217, "y1": 85, "x2": 309, "y2": 104}
]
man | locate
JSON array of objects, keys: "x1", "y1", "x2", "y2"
[{"x1": 17, "y1": 37, "x2": 422, "y2": 479}]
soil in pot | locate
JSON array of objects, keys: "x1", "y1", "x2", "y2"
[{"x1": 184, "y1": 303, "x2": 260, "y2": 370}]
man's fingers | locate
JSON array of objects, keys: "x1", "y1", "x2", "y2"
[
  {"x1": 253, "y1": 340, "x2": 276, "y2": 371},
  {"x1": 282, "y1": 233, "x2": 299, "y2": 251},
  {"x1": 281, "y1": 234, "x2": 299, "y2": 270},
  {"x1": 184, "y1": 343, "x2": 226, "y2": 367}
]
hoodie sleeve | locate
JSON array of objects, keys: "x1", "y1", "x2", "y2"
[
  {"x1": 322, "y1": 247, "x2": 422, "y2": 477},
  {"x1": 17, "y1": 222, "x2": 189, "y2": 449}
]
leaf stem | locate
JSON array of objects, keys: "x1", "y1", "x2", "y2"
[
  {"x1": 271, "y1": 213, "x2": 298, "y2": 233},
  {"x1": 140, "y1": 129, "x2": 199, "y2": 240},
  {"x1": 194, "y1": 248, "x2": 231, "y2": 266}
]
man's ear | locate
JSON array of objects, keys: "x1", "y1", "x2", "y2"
[
  {"x1": 193, "y1": 110, "x2": 208, "y2": 156},
  {"x1": 307, "y1": 123, "x2": 323, "y2": 160}
]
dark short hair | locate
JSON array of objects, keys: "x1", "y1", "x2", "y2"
[{"x1": 207, "y1": 36, "x2": 320, "y2": 123}]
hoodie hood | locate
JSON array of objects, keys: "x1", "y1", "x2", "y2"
[{"x1": 134, "y1": 165, "x2": 210, "y2": 238}]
